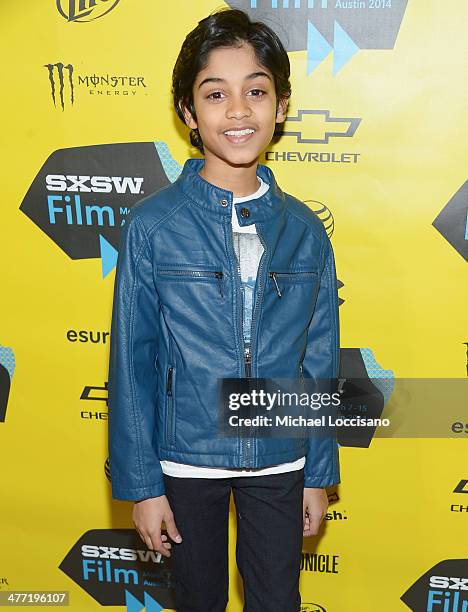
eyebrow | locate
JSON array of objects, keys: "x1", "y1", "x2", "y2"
[{"x1": 198, "y1": 71, "x2": 272, "y2": 89}]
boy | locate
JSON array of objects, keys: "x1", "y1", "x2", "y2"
[{"x1": 108, "y1": 7, "x2": 340, "y2": 612}]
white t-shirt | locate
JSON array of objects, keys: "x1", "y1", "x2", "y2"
[{"x1": 160, "y1": 175, "x2": 305, "y2": 478}]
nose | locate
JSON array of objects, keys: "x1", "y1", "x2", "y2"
[{"x1": 226, "y1": 93, "x2": 252, "y2": 119}]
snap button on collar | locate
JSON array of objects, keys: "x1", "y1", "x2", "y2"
[
  {"x1": 240, "y1": 207, "x2": 250, "y2": 218},
  {"x1": 220, "y1": 198, "x2": 228, "y2": 207}
]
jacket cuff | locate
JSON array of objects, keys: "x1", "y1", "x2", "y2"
[
  {"x1": 304, "y1": 473, "x2": 340, "y2": 488},
  {"x1": 304, "y1": 435, "x2": 340, "y2": 488},
  {"x1": 111, "y1": 479, "x2": 166, "y2": 501}
]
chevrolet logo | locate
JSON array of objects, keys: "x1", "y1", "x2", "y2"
[{"x1": 276, "y1": 109, "x2": 361, "y2": 144}]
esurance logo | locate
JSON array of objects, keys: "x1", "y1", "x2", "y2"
[
  {"x1": 227, "y1": 0, "x2": 409, "y2": 74},
  {"x1": 57, "y1": 0, "x2": 122, "y2": 22},
  {"x1": 43, "y1": 62, "x2": 147, "y2": 110},
  {"x1": 19, "y1": 142, "x2": 173, "y2": 278},
  {"x1": 401, "y1": 559, "x2": 468, "y2": 611}
]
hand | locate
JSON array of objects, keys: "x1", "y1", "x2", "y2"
[
  {"x1": 302, "y1": 487, "x2": 328, "y2": 537},
  {"x1": 133, "y1": 495, "x2": 183, "y2": 558}
]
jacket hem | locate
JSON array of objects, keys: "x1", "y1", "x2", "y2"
[{"x1": 158, "y1": 445, "x2": 307, "y2": 468}]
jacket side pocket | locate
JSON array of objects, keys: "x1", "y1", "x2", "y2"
[{"x1": 165, "y1": 365, "x2": 176, "y2": 447}]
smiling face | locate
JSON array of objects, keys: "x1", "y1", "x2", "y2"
[{"x1": 181, "y1": 42, "x2": 288, "y2": 170}]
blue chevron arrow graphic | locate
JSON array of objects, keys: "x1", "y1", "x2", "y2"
[
  {"x1": 307, "y1": 19, "x2": 333, "y2": 75},
  {"x1": 125, "y1": 589, "x2": 165, "y2": 612},
  {"x1": 99, "y1": 233, "x2": 118, "y2": 278},
  {"x1": 333, "y1": 20, "x2": 359, "y2": 75}
]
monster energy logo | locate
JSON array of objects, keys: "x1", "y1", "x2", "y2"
[
  {"x1": 44, "y1": 63, "x2": 74, "y2": 110},
  {"x1": 43, "y1": 63, "x2": 148, "y2": 109},
  {"x1": 56, "y1": 0, "x2": 121, "y2": 22}
]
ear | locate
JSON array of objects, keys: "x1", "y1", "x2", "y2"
[
  {"x1": 179, "y1": 102, "x2": 198, "y2": 130},
  {"x1": 275, "y1": 96, "x2": 289, "y2": 124}
]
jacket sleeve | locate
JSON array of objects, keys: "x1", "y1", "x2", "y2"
[
  {"x1": 302, "y1": 236, "x2": 341, "y2": 488},
  {"x1": 107, "y1": 212, "x2": 165, "y2": 501}
]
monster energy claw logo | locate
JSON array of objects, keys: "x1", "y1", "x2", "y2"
[
  {"x1": 57, "y1": 0, "x2": 122, "y2": 22},
  {"x1": 44, "y1": 63, "x2": 74, "y2": 110}
]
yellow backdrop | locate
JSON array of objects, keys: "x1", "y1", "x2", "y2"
[{"x1": 1, "y1": 1, "x2": 467, "y2": 611}]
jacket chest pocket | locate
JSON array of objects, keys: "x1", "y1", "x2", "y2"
[
  {"x1": 265, "y1": 270, "x2": 321, "y2": 332},
  {"x1": 268, "y1": 270, "x2": 318, "y2": 298},
  {"x1": 165, "y1": 365, "x2": 177, "y2": 447},
  {"x1": 157, "y1": 267, "x2": 224, "y2": 298}
]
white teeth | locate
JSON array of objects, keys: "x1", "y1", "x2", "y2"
[{"x1": 224, "y1": 129, "x2": 255, "y2": 136}]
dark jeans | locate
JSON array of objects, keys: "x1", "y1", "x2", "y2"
[{"x1": 163, "y1": 467, "x2": 305, "y2": 612}]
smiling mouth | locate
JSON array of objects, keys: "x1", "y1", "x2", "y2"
[{"x1": 223, "y1": 128, "x2": 256, "y2": 144}]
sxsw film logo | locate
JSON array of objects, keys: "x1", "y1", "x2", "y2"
[
  {"x1": 19, "y1": 142, "x2": 178, "y2": 279},
  {"x1": 401, "y1": 559, "x2": 468, "y2": 612},
  {"x1": 57, "y1": 0, "x2": 122, "y2": 22},
  {"x1": 0, "y1": 345, "x2": 16, "y2": 424},
  {"x1": 433, "y1": 181, "x2": 468, "y2": 262},
  {"x1": 59, "y1": 529, "x2": 175, "y2": 610},
  {"x1": 227, "y1": 0, "x2": 409, "y2": 75},
  {"x1": 43, "y1": 62, "x2": 147, "y2": 110}
]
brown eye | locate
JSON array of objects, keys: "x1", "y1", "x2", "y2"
[
  {"x1": 248, "y1": 89, "x2": 266, "y2": 97},
  {"x1": 207, "y1": 91, "x2": 225, "y2": 100}
]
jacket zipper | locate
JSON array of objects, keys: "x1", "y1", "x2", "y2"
[
  {"x1": 269, "y1": 272, "x2": 282, "y2": 298},
  {"x1": 167, "y1": 366, "x2": 173, "y2": 396},
  {"x1": 166, "y1": 366, "x2": 175, "y2": 445},
  {"x1": 158, "y1": 268, "x2": 224, "y2": 297},
  {"x1": 243, "y1": 227, "x2": 269, "y2": 468},
  {"x1": 244, "y1": 346, "x2": 252, "y2": 378},
  {"x1": 227, "y1": 227, "x2": 253, "y2": 468},
  {"x1": 269, "y1": 270, "x2": 317, "y2": 298}
]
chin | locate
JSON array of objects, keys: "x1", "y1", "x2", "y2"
[{"x1": 222, "y1": 150, "x2": 261, "y2": 167}]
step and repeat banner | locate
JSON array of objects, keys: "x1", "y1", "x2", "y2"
[{"x1": 1, "y1": 1, "x2": 467, "y2": 611}]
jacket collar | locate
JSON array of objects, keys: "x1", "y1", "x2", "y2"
[{"x1": 175, "y1": 157, "x2": 286, "y2": 227}]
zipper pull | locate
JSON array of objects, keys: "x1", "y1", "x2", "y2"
[
  {"x1": 215, "y1": 271, "x2": 224, "y2": 297},
  {"x1": 244, "y1": 346, "x2": 252, "y2": 378},
  {"x1": 167, "y1": 367, "x2": 173, "y2": 396},
  {"x1": 269, "y1": 272, "x2": 282, "y2": 298}
]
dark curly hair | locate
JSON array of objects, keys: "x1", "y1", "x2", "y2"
[{"x1": 172, "y1": 7, "x2": 291, "y2": 154}]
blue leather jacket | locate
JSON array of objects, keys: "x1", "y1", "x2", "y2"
[{"x1": 108, "y1": 157, "x2": 340, "y2": 501}]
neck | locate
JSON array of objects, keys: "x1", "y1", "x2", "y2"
[{"x1": 198, "y1": 155, "x2": 260, "y2": 198}]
